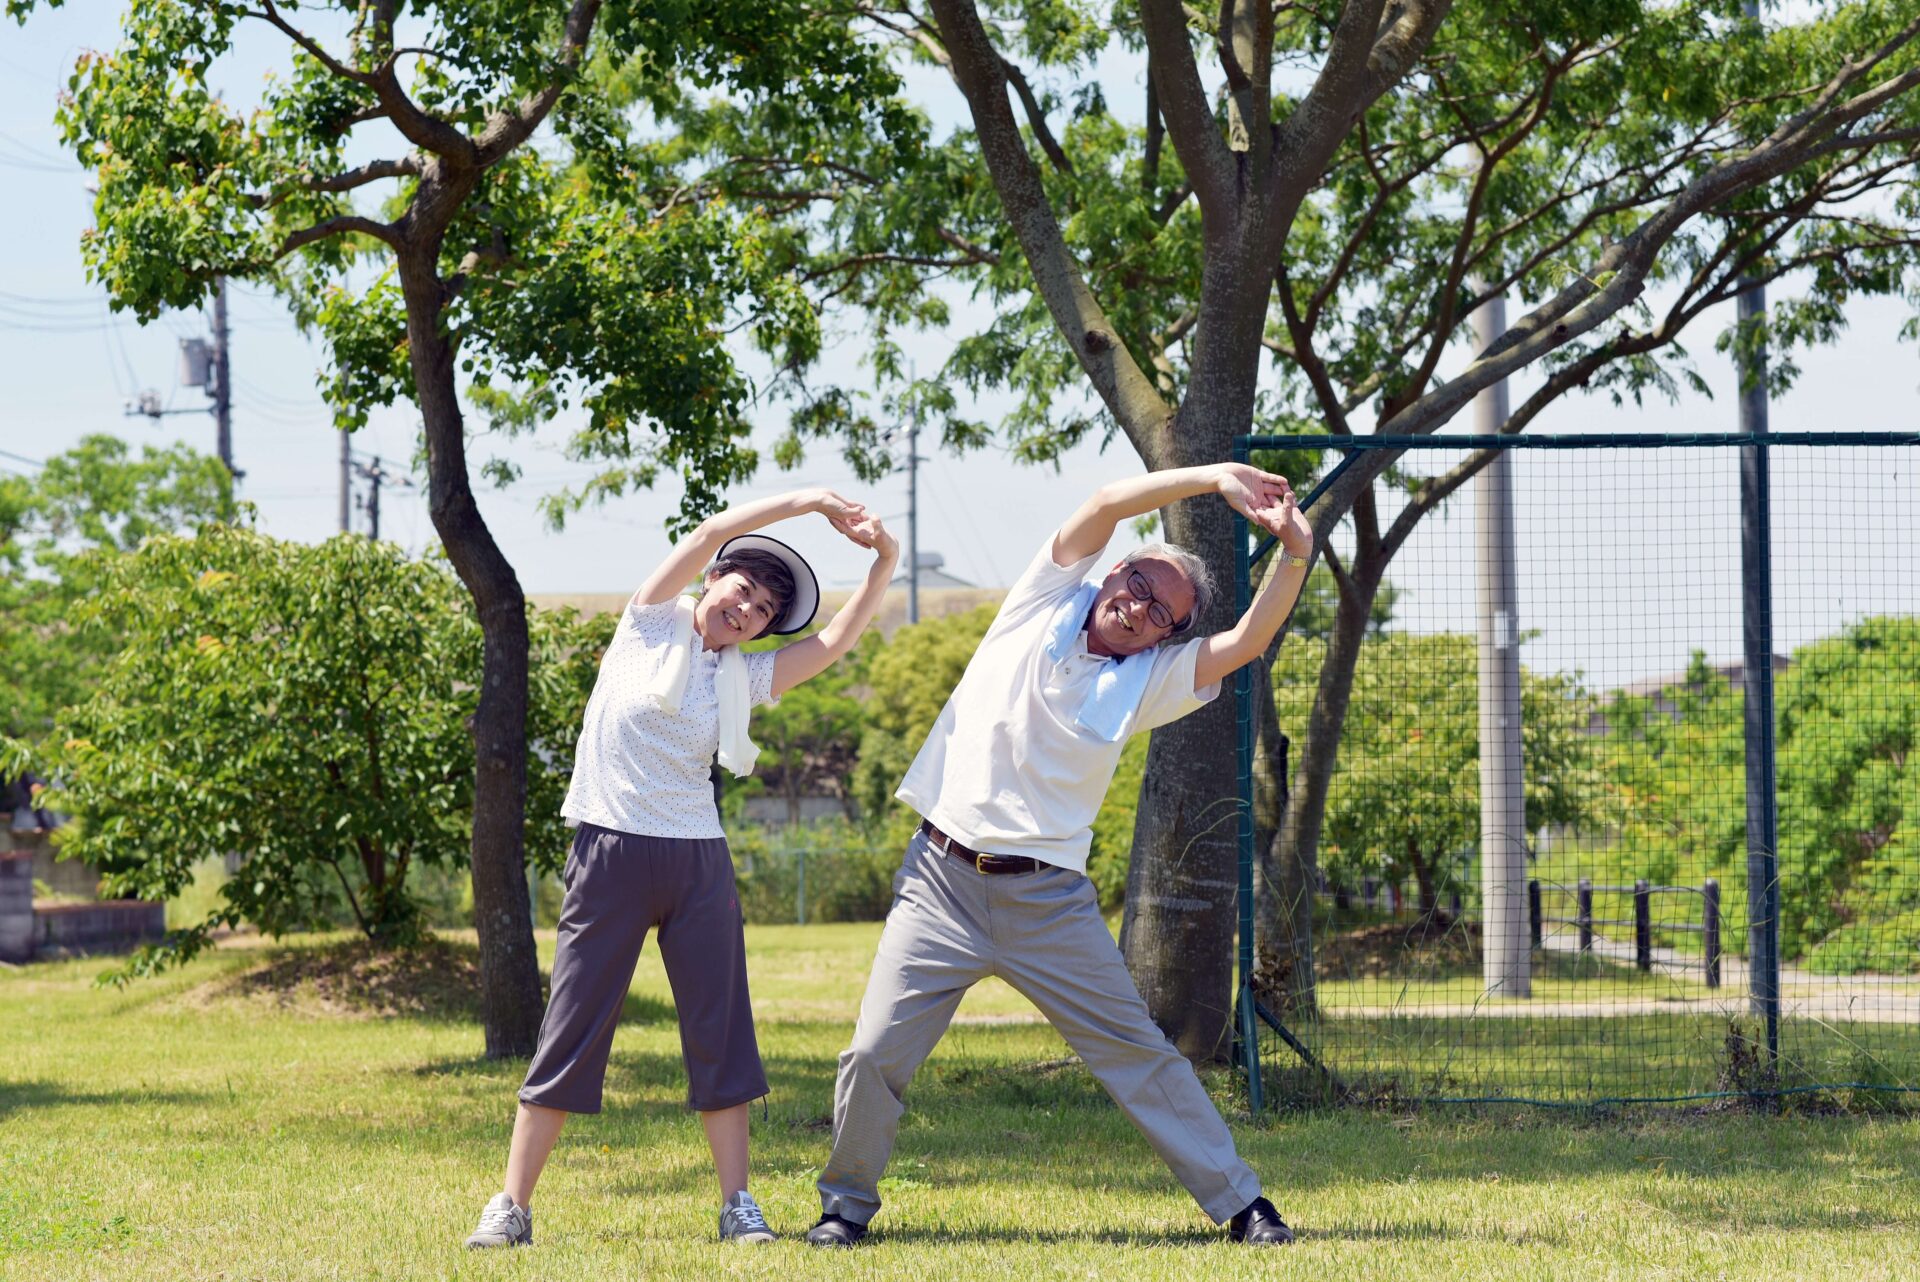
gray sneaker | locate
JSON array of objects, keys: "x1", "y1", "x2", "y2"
[
  {"x1": 718, "y1": 1190, "x2": 776, "y2": 1244},
  {"x1": 464, "y1": 1192, "x2": 533, "y2": 1248}
]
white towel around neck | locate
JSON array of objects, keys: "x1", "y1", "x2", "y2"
[{"x1": 638, "y1": 596, "x2": 759, "y2": 776}]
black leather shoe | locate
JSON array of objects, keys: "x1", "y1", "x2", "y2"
[
  {"x1": 805, "y1": 1214, "x2": 869, "y2": 1248},
  {"x1": 1228, "y1": 1196, "x2": 1295, "y2": 1245}
]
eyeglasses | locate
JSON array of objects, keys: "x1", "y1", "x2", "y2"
[{"x1": 1125, "y1": 570, "x2": 1192, "y2": 634}]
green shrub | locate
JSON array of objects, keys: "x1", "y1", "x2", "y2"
[{"x1": 731, "y1": 818, "x2": 904, "y2": 924}]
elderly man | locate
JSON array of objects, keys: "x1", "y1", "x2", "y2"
[{"x1": 807, "y1": 463, "x2": 1314, "y2": 1249}]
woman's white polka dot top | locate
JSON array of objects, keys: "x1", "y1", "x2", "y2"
[{"x1": 560, "y1": 596, "x2": 780, "y2": 838}]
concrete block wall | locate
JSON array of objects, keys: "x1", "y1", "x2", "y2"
[
  {"x1": 35, "y1": 900, "x2": 167, "y2": 956},
  {"x1": 0, "y1": 851, "x2": 33, "y2": 963}
]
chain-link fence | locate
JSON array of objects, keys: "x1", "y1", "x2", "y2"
[
  {"x1": 730, "y1": 819, "x2": 902, "y2": 925},
  {"x1": 1233, "y1": 433, "x2": 1920, "y2": 1107}
]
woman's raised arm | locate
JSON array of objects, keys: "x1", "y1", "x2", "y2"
[
  {"x1": 770, "y1": 514, "x2": 900, "y2": 698},
  {"x1": 633, "y1": 488, "x2": 867, "y2": 607}
]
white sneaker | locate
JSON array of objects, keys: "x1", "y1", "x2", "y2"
[
  {"x1": 464, "y1": 1192, "x2": 533, "y2": 1248},
  {"x1": 718, "y1": 1190, "x2": 776, "y2": 1244}
]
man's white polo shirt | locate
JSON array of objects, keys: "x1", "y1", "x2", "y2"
[{"x1": 896, "y1": 536, "x2": 1219, "y2": 873}]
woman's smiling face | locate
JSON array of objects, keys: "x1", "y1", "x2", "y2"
[{"x1": 694, "y1": 570, "x2": 780, "y2": 648}]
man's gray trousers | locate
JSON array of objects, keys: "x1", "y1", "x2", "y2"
[{"x1": 816, "y1": 830, "x2": 1263, "y2": 1226}]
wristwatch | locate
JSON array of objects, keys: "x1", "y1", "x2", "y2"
[{"x1": 1276, "y1": 546, "x2": 1310, "y2": 569}]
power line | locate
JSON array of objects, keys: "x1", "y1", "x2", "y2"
[
  {"x1": 0, "y1": 447, "x2": 46, "y2": 470},
  {"x1": 0, "y1": 129, "x2": 70, "y2": 166},
  {"x1": 234, "y1": 374, "x2": 324, "y2": 411},
  {"x1": 926, "y1": 459, "x2": 1005, "y2": 588},
  {"x1": 0, "y1": 289, "x2": 101, "y2": 309}
]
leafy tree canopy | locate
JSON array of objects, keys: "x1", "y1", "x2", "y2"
[
  {"x1": 1778, "y1": 616, "x2": 1920, "y2": 971},
  {"x1": 12, "y1": 0, "x2": 920, "y2": 529},
  {"x1": 0, "y1": 434, "x2": 234, "y2": 740},
  {"x1": 17, "y1": 526, "x2": 602, "y2": 978},
  {"x1": 1274, "y1": 630, "x2": 1606, "y2": 912}
]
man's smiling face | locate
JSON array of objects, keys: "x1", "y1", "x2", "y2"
[{"x1": 1084, "y1": 556, "x2": 1196, "y2": 658}]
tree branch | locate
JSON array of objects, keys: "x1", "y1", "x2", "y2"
[
  {"x1": 1001, "y1": 57, "x2": 1075, "y2": 176},
  {"x1": 1143, "y1": 66, "x2": 1164, "y2": 195},
  {"x1": 1276, "y1": 260, "x2": 1356, "y2": 435},
  {"x1": 1387, "y1": 49, "x2": 1563, "y2": 417},
  {"x1": 1270, "y1": 0, "x2": 1451, "y2": 233},
  {"x1": 936, "y1": 225, "x2": 1002, "y2": 265},
  {"x1": 1153, "y1": 183, "x2": 1194, "y2": 225},
  {"x1": 927, "y1": 0, "x2": 1172, "y2": 453},
  {"x1": 476, "y1": 0, "x2": 603, "y2": 165},
  {"x1": 306, "y1": 157, "x2": 419, "y2": 194},
  {"x1": 1217, "y1": 0, "x2": 1251, "y2": 92},
  {"x1": 1316, "y1": 29, "x2": 1920, "y2": 525},
  {"x1": 802, "y1": 251, "x2": 983, "y2": 281},
  {"x1": 1138, "y1": 0, "x2": 1236, "y2": 216},
  {"x1": 248, "y1": 1, "x2": 370, "y2": 85},
  {"x1": 277, "y1": 215, "x2": 398, "y2": 259}
]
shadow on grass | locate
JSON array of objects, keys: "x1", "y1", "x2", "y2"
[
  {"x1": 381, "y1": 1024, "x2": 1920, "y2": 1223},
  {"x1": 0, "y1": 1079, "x2": 210, "y2": 1121},
  {"x1": 862, "y1": 1225, "x2": 1225, "y2": 1247}
]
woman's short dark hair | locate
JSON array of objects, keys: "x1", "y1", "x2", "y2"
[{"x1": 705, "y1": 548, "x2": 797, "y2": 632}]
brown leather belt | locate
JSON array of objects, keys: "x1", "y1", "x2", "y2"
[{"x1": 919, "y1": 819, "x2": 1042, "y2": 875}]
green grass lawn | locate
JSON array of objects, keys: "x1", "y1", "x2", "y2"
[{"x1": 4, "y1": 924, "x2": 1919, "y2": 1281}]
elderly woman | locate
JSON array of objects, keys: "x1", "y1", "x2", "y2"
[{"x1": 467, "y1": 487, "x2": 898, "y2": 1249}]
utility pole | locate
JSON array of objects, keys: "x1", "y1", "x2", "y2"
[
  {"x1": 366, "y1": 456, "x2": 381, "y2": 540},
  {"x1": 1473, "y1": 289, "x2": 1530, "y2": 1000},
  {"x1": 907, "y1": 382, "x2": 921, "y2": 625},
  {"x1": 338, "y1": 431, "x2": 352, "y2": 533},
  {"x1": 889, "y1": 366, "x2": 925, "y2": 624},
  {"x1": 138, "y1": 276, "x2": 240, "y2": 482},
  {"x1": 211, "y1": 277, "x2": 234, "y2": 479},
  {"x1": 350, "y1": 454, "x2": 411, "y2": 542}
]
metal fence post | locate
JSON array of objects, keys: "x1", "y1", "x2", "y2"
[
  {"x1": 1703, "y1": 878, "x2": 1722, "y2": 990},
  {"x1": 1634, "y1": 879, "x2": 1652, "y2": 972},
  {"x1": 1578, "y1": 878, "x2": 1593, "y2": 954},
  {"x1": 1528, "y1": 879, "x2": 1542, "y2": 950},
  {"x1": 1231, "y1": 439, "x2": 1263, "y2": 1114}
]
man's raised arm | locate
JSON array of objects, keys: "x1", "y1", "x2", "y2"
[
  {"x1": 1193, "y1": 486, "x2": 1314, "y2": 690},
  {"x1": 1052, "y1": 463, "x2": 1297, "y2": 567}
]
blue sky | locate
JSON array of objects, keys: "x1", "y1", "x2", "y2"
[{"x1": 4, "y1": 7, "x2": 1915, "y2": 687}]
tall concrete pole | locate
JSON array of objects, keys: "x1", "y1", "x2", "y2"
[
  {"x1": 338, "y1": 432, "x2": 352, "y2": 533},
  {"x1": 907, "y1": 364, "x2": 921, "y2": 625},
  {"x1": 1474, "y1": 291, "x2": 1531, "y2": 999},
  {"x1": 367, "y1": 456, "x2": 382, "y2": 542},
  {"x1": 211, "y1": 278, "x2": 235, "y2": 480}
]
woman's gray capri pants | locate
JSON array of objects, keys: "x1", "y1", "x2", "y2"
[{"x1": 518, "y1": 822, "x2": 768, "y2": 1113}]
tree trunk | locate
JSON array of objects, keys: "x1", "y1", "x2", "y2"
[
  {"x1": 1264, "y1": 550, "x2": 1385, "y2": 1014},
  {"x1": 399, "y1": 236, "x2": 543, "y2": 1058},
  {"x1": 1252, "y1": 661, "x2": 1317, "y2": 1016},
  {"x1": 1118, "y1": 461, "x2": 1245, "y2": 1062},
  {"x1": 1409, "y1": 837, "x2": 1438, "y2": 919},
  {"x1": 1116, "y1": 233, "x2": 1277, "y2": 1061}
]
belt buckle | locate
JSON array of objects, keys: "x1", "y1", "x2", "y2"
[{"x1": 974, "y1": 850, "x2": 989, "y2": 875}]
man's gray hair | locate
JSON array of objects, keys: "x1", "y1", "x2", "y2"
[{"x1": 1122, "y1": 542, "x2": 1215, "y2": 627}]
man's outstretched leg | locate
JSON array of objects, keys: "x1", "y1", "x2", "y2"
[
  {"x1": 992, "y1": 866, "x2": 1293, "y2": 1244},
  {"x1": 812, "y1": 835, "x2": 990, "y2": 1245}
]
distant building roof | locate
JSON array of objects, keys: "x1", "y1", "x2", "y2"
[
  {"x1": 889, "y1": 550, "x2": 974, "y2": 590},
  {"x1": 1585, "y1": 655, "x2": 1794, "y2": 736}
]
